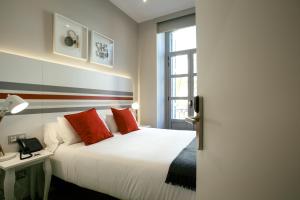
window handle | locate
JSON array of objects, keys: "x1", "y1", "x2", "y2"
[{"x1": 189, "y1": 100, "x2": 193, "y2": 108}]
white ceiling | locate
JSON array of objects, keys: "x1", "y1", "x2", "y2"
[{"x1": 110, "y1": 0, "x2": 195, "y2": 23}]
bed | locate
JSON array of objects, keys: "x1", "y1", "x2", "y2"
[{"x1": 49, "y1": 127, "x2": 196, "y2": 200}]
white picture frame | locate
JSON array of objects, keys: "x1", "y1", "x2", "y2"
[
  {"x1": 89, "y1": 31, "x2": 114, "y2": 68},
  {"x1": 53, "y1": 13, "x2": 88, "y2": 61}
]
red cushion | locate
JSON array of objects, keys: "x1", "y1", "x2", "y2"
[
  {"x1": 64, "y1": 108, "x2": 113, "y2": 145},
  {"x1": 111, "y1": 108, "x2": 139, "y2": 134}
]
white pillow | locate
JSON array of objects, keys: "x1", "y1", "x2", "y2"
[
  {"x1": 57, "y1": 116, "x2": 81, "y2": 145},
  {"x1": 99, "y1": 113, "x2": 110, "y2": 131},
  {"x1": 44, "y1": 122, "x2": 60, "y2": 152},
  {"x1": 105, "y1": 114, "x2": 118, "y2": 133}
]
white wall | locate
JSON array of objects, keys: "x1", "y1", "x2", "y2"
[
  {"x1": 0, "y1": 0, "x2": 138, "y2": 99},
  {"x1": 196, "y1": 0, "x2": 300, "y2": 199},
  {"x1": 137, "y1": 21, "x2": 158, "y2": 127}
]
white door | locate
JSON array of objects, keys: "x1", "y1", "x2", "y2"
[{"x1": 196, "y1": 0, "x2": 300, "y2": 200}]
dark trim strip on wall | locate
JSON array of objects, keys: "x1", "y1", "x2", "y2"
[
  {"x1": 6, "y1": 105, "x2": 131, "y2": 115},
  {"x1": 0, "y1": 93, "x2": 133, "y2": 100},
  {"x1": 0, "y1": 81, "x2": 133, "y2": 96}
]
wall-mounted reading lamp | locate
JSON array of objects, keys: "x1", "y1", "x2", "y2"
[{"x1": 0, "y1": 95, "x2": 29, "y2": 162}]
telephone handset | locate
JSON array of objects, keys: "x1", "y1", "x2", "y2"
[{"x1": 17, "y1": 138, "x2": 43, "y2": 160}]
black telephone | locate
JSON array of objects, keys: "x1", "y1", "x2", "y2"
[{"x1": 17, "y1": 138, "x2": 43, "y2": 160}]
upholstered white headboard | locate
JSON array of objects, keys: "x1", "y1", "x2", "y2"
[{"x1": 0, "y1": 52, "x2": 133, "y2": 151}]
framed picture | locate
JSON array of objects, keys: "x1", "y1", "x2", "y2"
[
  {"x1": 53, "y1": 13, "x2": 88, "y2": 61},
  {"x1": 90, "y1": 31, "x2": 114, "y2": 68}
]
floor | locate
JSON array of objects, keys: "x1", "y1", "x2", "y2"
[
  {"x1": 48, "y1": 176, "x2": 118, "y2": 200},
  {"x1": 0, "y1": 176, "x2": 118, "y2": 200}
]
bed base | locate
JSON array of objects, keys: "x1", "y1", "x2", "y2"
[{"x1": 49, "y1": 176, "x2": 119, "y2": 200}]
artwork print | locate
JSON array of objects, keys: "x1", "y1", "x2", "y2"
[
  {"x1": 90, "y1": 31, "x2": 114, "y2": 67},
  {"x1": 53, "y1": 13, "x2": 88, "y2": 60}
]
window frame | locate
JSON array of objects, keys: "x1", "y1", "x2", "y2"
[{"x1": 165, "y1": 27, "x2": 197, "y2": 128}]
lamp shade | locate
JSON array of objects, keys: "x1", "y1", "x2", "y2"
[
  {"x1": 6, "y1": 95, "x2": 29, "y2": 114},
  {"x1": 131, "y1": 102, "x2": 140, "y2": 110}
]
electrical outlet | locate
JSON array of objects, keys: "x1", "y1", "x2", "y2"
[{"x1": 8, "y1": 133, "x2": 26, "y2": 144}]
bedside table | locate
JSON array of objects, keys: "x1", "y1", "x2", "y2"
[{"x1": 0, "y1": 150, "x2": 53, "y2": 200}]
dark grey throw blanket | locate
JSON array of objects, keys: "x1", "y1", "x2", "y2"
[{"x1": 165, "y1": 137, "x2": 196, "y2": 191}]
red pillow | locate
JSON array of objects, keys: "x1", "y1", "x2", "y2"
[
  {"x1": 64, "y1": 108, "x2": 113, "y2": 145},
  {"x1": 111, "y1": 108, "x2": 139, "y2": 134}
]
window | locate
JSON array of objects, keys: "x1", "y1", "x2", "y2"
[
  {"x1": 166, "y1": 26, "x2": 197, "y2": 130},
  {"x1": 170, "y1": 26, "x2": 196, "y2": 52}
]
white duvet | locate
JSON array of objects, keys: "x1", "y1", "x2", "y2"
[{"x1": 51, "y1": 128, "x2": 196, "y2": 200}]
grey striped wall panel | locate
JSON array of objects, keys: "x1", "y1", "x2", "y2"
[{"x1": 0, "y1": 52, "x2": 133, "y2": 151}]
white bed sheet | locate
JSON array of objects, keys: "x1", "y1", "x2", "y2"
[{"x1": 51, "y1": 128, "x2": 196, "y2": 200}]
